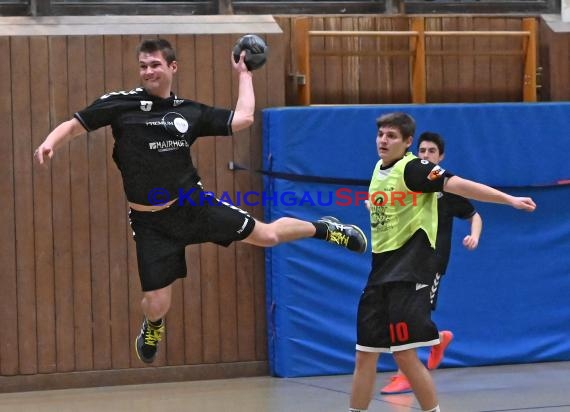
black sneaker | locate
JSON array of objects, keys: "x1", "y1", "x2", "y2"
[
  {"x1": 135, "y1": 318, "x2": 165, "y2": 364},
  {"x1": 318, "y1": 216, "x2": 368, "y2": 254}
]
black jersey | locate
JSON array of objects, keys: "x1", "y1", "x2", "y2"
[
  {"x1": 435, "y1": 192, "x2": 476, "y2": 274},
  {"x1": 74, "y1": 87, "x2": 233, "y2": 204}
]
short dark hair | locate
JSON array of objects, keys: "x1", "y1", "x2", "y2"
[
  {"x1": 417, "y1": 132, "x2": 445, "y2": 155},
  {"x1": 376, "y1": 112, "x2": 416, "y2": 139},
  {"x1": 137, "y1": 38, "x2": 176, "y2": 64}
]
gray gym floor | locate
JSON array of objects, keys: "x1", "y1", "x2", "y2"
[{"x1": 0, "y1": 361, "x2": 568, "y2": 411}]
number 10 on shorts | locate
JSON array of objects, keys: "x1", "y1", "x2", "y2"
[{"x1": 390, "y1": 322, "x2": 410, "y2": 344}]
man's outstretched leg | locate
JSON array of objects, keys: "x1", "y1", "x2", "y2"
[{"x1": 244, "y1": 216, "x2": 367, "y2": 254}]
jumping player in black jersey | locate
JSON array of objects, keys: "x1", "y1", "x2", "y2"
[
  {"x1": 34, "y1": 38, "x2": 367, "y2": 365},
  {"x1": 380, "y1": 132, "x2": 483, "y2": 395},
  {"x1": 348, "y1": 112, "x2": 535, "y2": 412}
]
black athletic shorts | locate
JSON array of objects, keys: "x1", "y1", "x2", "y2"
[
  {"x1": 129, "y1": 188, "x2": 255, "y2": 291},
  {"x1": 356, "y1": 281, "x2": 439, "y2": 352}
]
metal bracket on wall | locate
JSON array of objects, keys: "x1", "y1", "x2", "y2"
[{"x1": 288, "y1": 73, "x2": 307, "y2": 86}]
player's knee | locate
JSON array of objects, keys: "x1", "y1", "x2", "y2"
[
  {"x1": 393, "y1": 349, "x2": 416, "y2": 366},
  {"x1": 261, "y1": 230, "x2": 280, "y2": 246},
  {"x1": 354, "y1": 350, "x2": 378, "y2": 371},
  {"x1": 251, "y1": 223, "x2": 280, "y2": 246},
  {"x1": 144, "y1": 290, "x2": 171, "y2": 318}
]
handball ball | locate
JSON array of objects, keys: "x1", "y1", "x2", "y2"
[{"x1": 233, "y1": 34, "x2": 268, "y2": 71}]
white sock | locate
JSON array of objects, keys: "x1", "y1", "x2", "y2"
[
  {"x1": 349, "y1": 409, "x2": 367, "y2": 412},
  {"x1": 424, "y1": 406, "x2": 440, "y2": 412}
]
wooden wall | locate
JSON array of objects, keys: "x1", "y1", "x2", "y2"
[
  {"x1": 539, "y1": 19, "x2": 570, "y2": 101},
  {"x1": 276, "y1": 15, "x2": 569, "y2": 105},
  {"x1": 0, "y1": 32, "x2": 284, "y2": 392}
]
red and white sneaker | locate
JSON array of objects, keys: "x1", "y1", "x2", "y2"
[
  {"x1": 427, "y1": 330, "x2": 454, "y2": 370},
  {"x1": 380, "y1": 374, "x2": 412, "y2": 395}
]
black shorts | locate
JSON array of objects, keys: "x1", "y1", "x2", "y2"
[
  {"x1": 129, "y1": 190, "x2": 255, "y2": 292},
  {"x1": 356, "y1": 282, "x2": 439, "y2": 352}
]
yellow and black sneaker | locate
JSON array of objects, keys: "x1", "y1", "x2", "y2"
[
  {"x1": 318, "y1": 216, "x2": 367, "y2": 254},
  {"x1": 135, "y1": 318, "x2": 165, "y2": 364}
]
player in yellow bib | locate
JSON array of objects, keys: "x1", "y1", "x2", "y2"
[{"x1": 348, "y1": 112, "x2": 536, "y2": 412}]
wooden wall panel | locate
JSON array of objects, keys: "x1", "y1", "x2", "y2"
[
  {"x1": 456, "y1": 16, "x2": 476, "y2": 102},
  {"x1": 539, "y1": 22, "x2": 552, "y2": 101},
  {"x1": 308, "y1": 16, "x2": 327, "y2": 103},
  {"x1": 425, "y1": 16, "x2": 444, "y2": 102},
  {"x1": 277, "y1": 17, "x2": 296, "y2": 107},
  {"x1": 0, "y1": 36, "x2": 18, "y2": 377},
  {"x1": 441, "y1": 16, "x2": 460, "y2": 102},
  {"x1": 489, "y1": 18, "x2": 510, "y2": 101},
  {"x1": 341, "y1": 17, "x2": 359, "y2": 103},
  {"x1": 391, "y1": 16, "x2": 411, "y2": 103},
  {"x1": 503, "y1": 17, "x2": 524, "y2": 101},
  {"x1": 68, "y1": 35, "x2": 93, "y2": 372},
  {"x1": 30, "y1": 35, "x2": 57, "y2": 374},
  {"x1": 356, "y1": 16, "x2": 378, "y2": 103},
  {"x1": 104, "y1": 35, "x2": 131, "y2": 370},
  {"x1": 49, "y1": 36, "x2": 76, "y2": 373},
  {"x1": 541, "y1": 23, "x2": 570, "y2": 101},
  {"x1": 471, "y1": 17, "x2": 493, "y2": 102},
  {"x1": 325, "y1": 17, "x2": 344, "y2": 104},
  {"x1": 85, "y1": 35, "x2": 112, "y2": 371},
  {"x1": 11, "y1": 36, "x2": 38, "y2": 376}
]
